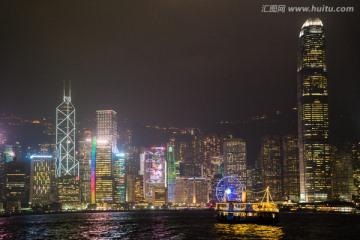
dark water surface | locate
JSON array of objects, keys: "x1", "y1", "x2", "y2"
[{"x1": 0, "y1": 211, "x2": 359, "y2": 239}]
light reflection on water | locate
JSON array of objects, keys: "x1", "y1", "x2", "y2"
[
  {"x1": 0, "y1": 211, "x2": 359, "y2": 239},
  {"x1": 215, "y1": 223, "x2": 284, "y2": 239}
]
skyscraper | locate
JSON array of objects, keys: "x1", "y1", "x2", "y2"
[
  {"x1": 258, "y1": 136, "x2": 283, "y2": 200},
  {"x1": 298, "y1": 18, "x2": 331, "y2": 202},
  {"x1": 30, "y1": 155, "x2": 53, "y2": 205},
  {"x1": 95, "y1": 110, "x2": 117, "y2": 206},
  {"x1": 331, "y1": 145, "x2": 356, "y2": 201},
  {"x1": 167, "y1": 142, "x2": 176, "y2": 203},
  {"x1": 55, "y1": 82, "x2": 79, "y2": 177},
  {"x1": 113, "y1": 152, "x2": 126, "y2": 204},
  {"x1": 223, "y1": 138, "x2": 246, "y2": 188},
  {"x1": 282, "y1": 135, "x2": 300, "y2": 201},
  {"x1": 78, "y1": 131, "x2": 92, "y2": 205},
  {"x1": 143, "y1": 147, "x2": 167, "y2": 206},
  {"x1": 55, "y1": 83, "x2": 80, "y2": 208}
]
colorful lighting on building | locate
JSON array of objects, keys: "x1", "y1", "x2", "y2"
[
  {"x1": 91, "y1": 136, "x2": 96, "y2": 204},
  {"x1": 30, "y1": 155, "x2": 53, "y2": 159}
]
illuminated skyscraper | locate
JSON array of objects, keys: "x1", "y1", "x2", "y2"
[
  {"x1": 95, "y1": 110, "x2": 117, "y2": 205},
  {"x1": 331, "y1": 146, "x2": 356, "y2": 201},
  {"x1": 113, "y1": 152, "x2": 126, "y2": 203},
  {"x1": 223, "y1": 139, "x2": 246, "y2": 186},
  {"x1": 4, "y1": 161, "x2": 27, "y2": 212},
  {"x1": 258, "y1": 136, "x2": 283, "y2": 200},
  {"x1": 55, "y1": 83, "x2": 80, "y2": 208},
  {"x1": 282, "y1": 135, "x2": 300, "y2": 201},
  {"x1": 167, "y1": 142, "x2": 176, "y2": 203},
  {"x1": 298, "y1": 18, "x2": 331, "y2": 202},
  {"x1": 30, "y1": 155, "x2": 53, "y2": 205},
  {"x1": 143, "y1": 147, "x2": 167, "y2": 206},
  {"x1": 55, "y1": 82, "x2": 79, "y2": 177},
  {"x1": 202, "y1": 134, "x2": 221, "y2": 176},
  {"x1": 78, "y1": 131, "x2": 92, "y2": 205}
]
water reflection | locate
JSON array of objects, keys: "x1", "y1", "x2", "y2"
[{"x1": 215, "y1": 223, "x2": 284, "y2": 239}]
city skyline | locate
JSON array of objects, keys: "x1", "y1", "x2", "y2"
[
  {"x1": 0, "y1": 2, "x2": 359, "y2": 239},
  {"x1": 0, "y1": 1, "x2": 359, "y2": 132}
]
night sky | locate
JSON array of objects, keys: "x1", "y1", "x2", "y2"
[{"x1": 0, "y1": 1, "x2": 359, "y2": 130}]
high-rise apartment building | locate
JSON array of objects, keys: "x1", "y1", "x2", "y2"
[{"x1": 298, "y1": 18, "x2": 331, "y2": 202}]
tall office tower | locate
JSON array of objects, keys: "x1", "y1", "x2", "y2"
[
  {"x1": 282, "y1": 135, "x2": 300, "y2": 201},
  {"x1": 331, "y1": 146, "x2": 356, "y2": 201},
  {"x1": 95, "y1": 110, "x2": 117, "y2": 205},
  {"x1": 4, "y1": 161, "x2": 27, "y2": 212},
  {"x1": 191, "y1": 130, "x2": 203, "y2": 166},
  {"x1": 223, "y1": 139, "x2": 247, "y2": 187},
  {"x1": 30, "y1": 155, "x2": 53, "y2": 205},
  {"x1": 113, "y1": 153, "x2": 126, "y2": 204},
  {"x1": 143, "y1": 147, "x2": 167, "y2": 206},
  {"x1": 202, "y1": 134, "x2": 221, "y2": 176},
  {"x1": 55, "y1": 83, "x2": 80, "y2": 208},
  {"x1": 78, "y1": 131, "x2": 92, "y2": 205},
  {"x1": 55, "y1": 83, "x2": 79, "y2": 177},
  {"x1": 125, "y1": 147, "x2": 142, "y2": 203},
  {"x1": 134, "y1": 175, "x2": 144, "y2": 203},
  {"x1": 259, "y1": 136, "x2": 283, "y2": 200},
  {"x1": 175, "y1": 141, "x2": 188, "y2": 165},
  {"x1": 298, "y1": 18, "x2": 331, "y2": 202},
  {"x1": 167, "y1": 142, "x2": 176, "y2": 203}
]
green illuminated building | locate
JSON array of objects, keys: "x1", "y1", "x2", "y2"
[{"x1": 167, "y1": 143, "x2": 176, "y2": 203}]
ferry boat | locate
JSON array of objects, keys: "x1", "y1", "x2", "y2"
[{"x1": 215, "y1": 187, "x2": 279, "y2": 224}]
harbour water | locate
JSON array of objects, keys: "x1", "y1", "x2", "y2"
[{"x1": 0, "y1": 211, "x2": 359, "y2": 239}]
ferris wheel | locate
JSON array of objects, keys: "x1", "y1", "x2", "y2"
[{"x1": 216, "y1": 176, "x2": 245, "y2": 202}]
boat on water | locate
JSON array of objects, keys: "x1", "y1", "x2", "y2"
[{"x1": 215, "y1": 187, "x2": 279, "y2": 224}]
